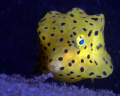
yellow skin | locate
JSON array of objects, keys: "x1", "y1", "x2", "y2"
[{"x1": 35, "y1": 8, "x2": 113, "y2": 83}]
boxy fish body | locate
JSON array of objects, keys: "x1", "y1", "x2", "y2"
[{"x1": 35, "y1": 8, "x2": 113, "y2": 83}]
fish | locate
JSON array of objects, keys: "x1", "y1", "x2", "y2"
[{"x1": 34, "y1": 8, "x2": 113, "y2": 83}]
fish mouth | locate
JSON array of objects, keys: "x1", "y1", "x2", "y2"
[{"x1": 48, "y1": 61, "x2": 61, "y2": 72}]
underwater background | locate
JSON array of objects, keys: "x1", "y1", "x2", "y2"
[{"x1": 0, "y1": 0, "x2": 120, "y2": 95}]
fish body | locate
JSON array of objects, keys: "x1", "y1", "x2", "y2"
[{"x1": 35, "y1": 8, "x2": 113, "y2": 83}]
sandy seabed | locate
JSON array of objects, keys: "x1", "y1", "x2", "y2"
[{"x1": 0, "y1": 73, "x2": 118, "y2": 96}]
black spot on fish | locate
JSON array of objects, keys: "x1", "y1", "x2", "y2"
[
  {"x1": 70, "y1": 35, "x2": 73, "y2": 37},
  {"x1": 49, "y1": 59, "x2": 52, "y2": 62},
  {"x1": 61, "y1": 23, "x2": 65, "y2": 26},
  {"x1": 62, "y1": 16, "x2": 66, "y2": 18},
  {"x1": 89, "y1": 60, "x2": 92, "y2": 63},
  {"x1": 89, "y1": 23, "x2": 93, "y2": 26},
  {"x1": 87, "y1": 55, "x2": 90, "y2": 59},
  {"x1": 91, "y1": 18, "x2": 98, "y2": 21},
  {"x1": 96, "y1": 46, "x2": 100, "y2": 50},
  {"x1": 77, "y1": 50, "x2": 80, "y2": 54},
  {"x1": 44, "y1": 46, "x2": 47, "y2": 50},
  {"x1": 67, "y1": 73, "x2": 70, "y2": 76},
  {"x1": 72, "y1": 41, "x2": 74, "y2": 43},
  {"x1": 94, "y1": 61, "x2": 98, "y2": 65},
  {"x1": 42, "y1": 36, "x2": 46, "y2": 40},
  {"x1": 67, "y1": 41, "x2": 70, "y2": 43},
  {"x1": 53, "y1": 16, "x2": 56, "y2": 17},
  {"x1": 81, "y1": 59, "x2": 84, "y2": 63},
  {"x1": 70, "y1": 14, "x2": 74, "y2": 17},
  {"x1": 40, "y1": 18, "x2": 46, "y2": 22},
  {"x1": 60, "y1": 38, "x2": 63, "y2": 42},
  {"x1": 51, "y1": 33, "x2": 54, "y2": 37},
  {"x1": 60, "y1": 30, "x2": 63, "y2": 33},
  {"x1": 88, "y1": 30, "x2": 92, "y2": 37},
  {"x1": 72, "y1": 27, "x2": 76, "y2": 29},
  {"x1": 64, "y1": 49, "x2": 68, "y2": 53},
  {"x1": 71, "y1": 60, "x2": 75, "y2": 63},
  {"x1": 110, "y1": 65, "x2": 113, "y2": 69},
  {"x1": 89, "y1": 72, "x2": 94, "y2": 75},
  {"x1": 47, "y1": 42, "x2": 51, "y2": 46},
  {"x1": 70, "y1": 77, "x2": 74, "y2": 79},
  {"x1": 94, "y1": 31, "x2": 98, "y2": 36},
  {"x1": 77, "y1": 75, "x2": 81, "y2": 77},
  {"x1": 73, "y1": 20, "x2": 77, "y2": 23},
  {"x1": 85, "y1": 20, "x2": 88, "y2": 23},
  {"x1": 84, "y1": 46, "x2": 87, "y2": 49},
  {"x1": 70, "y1": 71, "x2": 74, "y2": 74},
  {"x1": 53, "y1": 27, "x2": 56, "y2": 30},
  {"x1": 80, "y1": 67, "x2": 84, "y2": 72},
  {"x1": 53, "y1": 47, "x2": 55, "y2": 51},
  {"x1": 68, "y1": 63, "x2": 72, "y2": 67},
  {"x1": 79, "y1": 12, "x2": 84, "y2": 14},
  {"x1": 58, "y1": 57, "x2": 63, "y2": 61},
  {"x1": 69, "y1": 44, "x2": 72, "y2": 46},
  {"x1": 103, "y1": 71, "x2": 107, "y2": 76},
  {"x1": 59, "y1": 74, "x2": 63, "y2": 76},
  {"x1": 52, "y1": 21, "x2": 56, "y2": 23},
  {"x1": 96, "y1": 76, "x2": 102, "y2": 78},
  {"x1": 44, "y1": 27, "x2": 48, "y2": 29},
  {"x1": 83, "y1": 28, "x2": 87, "y2": 31},
  {"x1": 73, "y1": 32, "x2": 76, "y2": 35},
  {"x1": 60, "y1": 67, "x2": 64, "y2": 70},
  {"x1": 55, "y1": 13, "x2": 59, "y2": 15},
  {"x1": 90, "y1": 43, "x2": 93, "y2": 47},
  {"x1": 39, "y1": 31, "x2": 41, "y2": 34}
]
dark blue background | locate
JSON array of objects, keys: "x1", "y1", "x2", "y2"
[{"x1": 0, "y1": 0, "x2": 120, "y2": 94}]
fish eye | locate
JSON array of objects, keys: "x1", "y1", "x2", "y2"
[
  {"x1": 79, "y1": 39, "x2": 84, "y2": 45},
  {"x1": 75, "y1": 35, "x2": 85, "y2": 49}
]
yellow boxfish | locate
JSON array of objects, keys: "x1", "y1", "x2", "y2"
[{"x1": 34, "y1": 8, "x2": 113, "y2": 83}]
